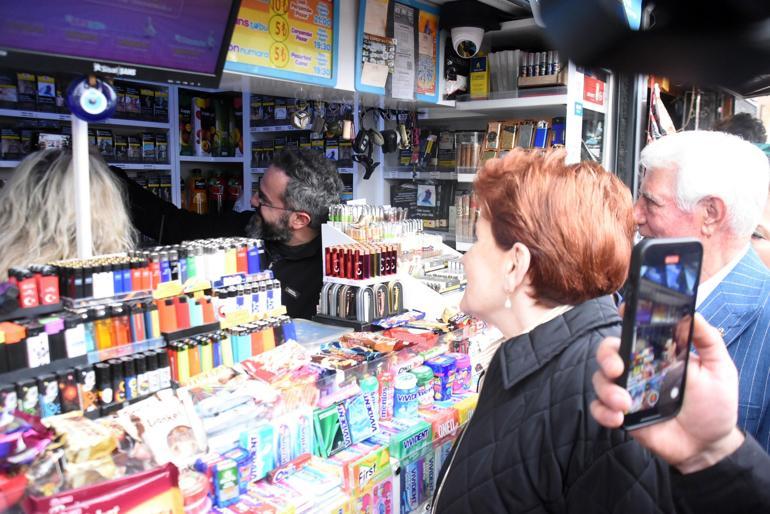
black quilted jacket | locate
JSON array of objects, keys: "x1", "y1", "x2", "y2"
[{"x1": 433, "y1": 296, "x2": 677, "y2": 513}]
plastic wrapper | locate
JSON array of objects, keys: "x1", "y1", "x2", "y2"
[
  {"x1": 44, "y1": 412, "x2": 117, "y2": 464},
  {"x1": 117, "y1": 390, "x2": 203, "y2": 468},
  {"x1": 24, "y1": 462, "x2": 183, "y2": 514},
  {"x1": 240, "y1": 341, "x2": 311, "y2": 383},
  {"x1": 178, "y1": 379, "x2": 280, "y2": 451},
  {"x1": 373, "y1": 310, "x2": 426, "y2": 329},
  {"x1": 0, "y1": 413, "x2": 53, "y2": 472}
]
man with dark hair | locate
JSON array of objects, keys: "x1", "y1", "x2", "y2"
[
  {"x1": 114, "y1": 148, "x2": 343, "y2": 319},
  {"x1": 713, "y1": 112, "x2": 767, "y2": 144}
]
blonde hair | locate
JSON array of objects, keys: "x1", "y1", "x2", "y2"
[{"x1": 0, "y1": 148, "x2": 135, "y2": 279}]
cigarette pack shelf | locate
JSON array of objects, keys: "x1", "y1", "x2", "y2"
[
  {"x1": 0, "y1": 71, "x2": 172, "y2": 171},
  {"x1": 247, "y1": 94, "x2": 358, "y2": 203}
]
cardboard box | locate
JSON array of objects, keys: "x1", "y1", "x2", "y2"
[{"x1": 470, "y1": 56, "x2": 489, "y2": 99}]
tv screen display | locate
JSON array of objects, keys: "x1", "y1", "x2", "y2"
[{"x1": 0, "y1": 0, "x2": 240, "y2": 87}]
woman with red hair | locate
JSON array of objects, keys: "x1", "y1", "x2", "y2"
[{"x1": 432, "y1": 149, "x2": 684, "y2": 513}]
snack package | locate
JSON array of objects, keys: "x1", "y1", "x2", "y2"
[
  {"x1": 24, "y1": 462, "x2": 184, "y2": 514},
  {"x1": 44, "y1": 412, "x2": 117, "y2": 464},
  {"x1": 240, "y1": 341, "x2": 311, "y2": 384},
  {"x1": 120, "y1": 389, "x2": 203, "y2": 468}
]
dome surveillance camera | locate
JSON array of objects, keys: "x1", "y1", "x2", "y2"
[{"x1": 451, "y1": 26, "x2": 485, "y2": 59}]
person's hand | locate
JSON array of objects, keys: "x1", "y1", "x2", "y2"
[{"x1": 591, "y1": 312, "x2": 744, "y2": 474}]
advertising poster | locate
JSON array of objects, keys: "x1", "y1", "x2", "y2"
[
  {"x1": 355, "y1": 0, "x2": 440, "y2": 103},
  {"x1": 416, "y1": 10, "x2": 438, "y2": 96},
  {"x1": 226, "y1": 0, "x2": 338, "y2": 86}
]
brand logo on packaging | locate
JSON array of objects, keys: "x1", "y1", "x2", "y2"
[
  {"x1": 93, "y1": 62, "x2": 137, "y2": 76},
  {"x1": 395, "y1": 391, "x2": 419, "y2": 403},
  {"x1": 362, "y1": 394, "x2": 379, "y2": 431},
  {"x1": 406, "y1": 464, "x2": 419, "y2": 506},
  {"x1": 402, "y1": 429, "x2": 429, "y2": 451},
  {"x1": 358, "y1": 462, "x2": 378, "y2": 488},
  {"x1": 425, "y1": 453, "x2": 435, "y2": 489},
  {"x1": 437, "y1": 418, "x2": 459, "y2": 439},
  {"x1": 337, "y1": 403, "x2": 352, "y2": 446},
  {"x1": 298, "y1": 414, "x2": 310, "y2": 453}
]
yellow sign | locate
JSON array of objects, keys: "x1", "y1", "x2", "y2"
[
  {"x1": 227, "y1": 0, "x2": 335, "y2": 82},
  {"x1": 152, "y1": 281, "x2": 184, "y2": 300}
]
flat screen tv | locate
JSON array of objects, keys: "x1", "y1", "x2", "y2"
[{"x1": 0, "y1": 0, "x2": 241, "y2": 88}]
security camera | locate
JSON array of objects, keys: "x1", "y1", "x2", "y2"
[
  {"x1": 451, "y1": 26, "x2": 485, "y2": 59},
  {"x1": 441, "y1": 0, "x2": 506, "y2": 59}
]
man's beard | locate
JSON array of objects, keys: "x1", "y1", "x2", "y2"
[{"x1": 245, "y1": 212, "x2": 292, "y2": 243}]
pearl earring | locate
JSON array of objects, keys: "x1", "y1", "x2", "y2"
[{"x1": 504, "y1": 296, "x2": 512, "y2": 309}]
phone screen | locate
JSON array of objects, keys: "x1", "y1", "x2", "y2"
[{"x1": 621, "y1": 239, "x2": 703, "y2": 428}]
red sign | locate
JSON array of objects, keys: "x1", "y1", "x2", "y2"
[{"x1": 583, "y1": 76, "x2": 606, "y2": 106}]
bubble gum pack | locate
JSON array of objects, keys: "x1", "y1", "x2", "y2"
[
  {"x1": 239, "y1": 422, "x2": 276, "y2": 481},
  {"x1": 418, "y1": 404, "x2": 460, "y2": 442},
  {"x1": 355, "y1": 475, "x2": 394, "y2": 514}
]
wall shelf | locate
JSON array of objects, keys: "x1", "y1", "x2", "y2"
[
  {"x1": 455, "y1": 241, "x2": 474, "y2": 252},
  {"x1": 323, "y1": 275, "x2": 401, "y2": 287},
  {"x1": 0, "y1": 108, "x2": 170, "y2": 129},
  {"x1": 453, "y1": 93, "x2": 569, "y2": 117},
  {"x1": 250, "y1": 125, "x2": 309, "y2": 133},
  {"x1": 108, "y1": 162, "x2": 172, "y2": 171},
  {"x1": 384, "y1": 170, "x2": 457, "y2": 181},
  {"x1": 179, "y1": 156, "x2": 244, "y2": 163},
  {"x1": 252, "y1": 167, "x2": 355, "y2": 174}
]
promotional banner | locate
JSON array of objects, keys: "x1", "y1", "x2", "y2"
[{"x1": 226, "y1": 0, "x2": 338, "y2": 86}]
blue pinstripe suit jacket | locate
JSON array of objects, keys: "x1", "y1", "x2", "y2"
[{"x1": 698, "y1": 248, "x2": 770, "y2": 452}]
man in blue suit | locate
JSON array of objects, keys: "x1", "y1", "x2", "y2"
[{"x1": 635, "y1": 130, "x2": 770, "y2": 451}]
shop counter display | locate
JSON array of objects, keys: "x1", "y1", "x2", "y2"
[
  {"x1": 0, "y1": 231, "x2": 495, "y2": 513},
  {"x1": 1, "y1": 321, "x2": 482, "y2": 513}
]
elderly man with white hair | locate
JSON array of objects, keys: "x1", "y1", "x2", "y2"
[{"x1": 635, "y1": 130, "x2": 770, "y2": 451}]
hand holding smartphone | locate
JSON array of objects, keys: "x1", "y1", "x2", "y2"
[{"x1": 618, "y1": 238, "x2": 703, "y2": 429}]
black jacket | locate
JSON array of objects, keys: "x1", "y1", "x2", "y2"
[
  {"x1": 432, "y1": 296, "x2": 770, "y2": 514},
  {"x1": 117, "y1": 172, "x2": 323, "y2": 319}
]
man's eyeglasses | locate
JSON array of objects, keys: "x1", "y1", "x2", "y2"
[{"x1": 255, "y1": 191, "x2": 306, "y2": 215}]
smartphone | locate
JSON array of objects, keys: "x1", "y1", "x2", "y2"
[{"x1": 618, "y1": 238, "x2": 703, "y2": 429}]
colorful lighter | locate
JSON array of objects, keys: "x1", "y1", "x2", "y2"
[
  {"x1": 261, "y1": 324, "x2": 276, "y2": 353},
  {"x1": 207, "y1": 337, "x2": 220, "y2": 370},
  {"x1": 174, "y1": 296, "x2": 191, "y2": 329},
  {"x1": 189, "y1": 299, "x2": 203, "y2": 327},
  {"x1": 225, "y1": 246, "x2": 237, "y2": 275},
  {"x1": 221, "y1": 333, "x2": 234, "y2": 367},
  {"x1": 247, "y1": 244, "x2": 260, "y2": 273},
  {"x1": 200, "y1": 337, "x2": 213, "y2": 372},
  {"x1": 188, "y1": 339, "x2": 201, "y2": 377},
  {"x1": 236, "y1": 244, "x2": 248, "y2": 273},
  {"x1": 177, "y1": 342, "x2": 190, "y2": 384},
  {"x1": 201, "y1": 298, "x2": 215, "y2": 323}
]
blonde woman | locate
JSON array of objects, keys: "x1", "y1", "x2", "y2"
[{"x1": 0, "y1": 148, "x2": 135, "y2": 279}]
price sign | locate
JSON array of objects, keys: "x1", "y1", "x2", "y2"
[
  {"x1": 270, "y1": 42, "x2": 290, "y2": 68},
  {"x1": 269, "y1": 16, "x2": 290, "y2": 42},
  {"x1": 269, "y1": 0, "x2": 289, "y2": 15},
  {"x1": 226, "y1": 0, "x2": 337, "y2": 85}
]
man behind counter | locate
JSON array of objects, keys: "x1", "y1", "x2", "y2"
[{"x1": 115, "y1": 148, "x2": 343, "y2": 319}]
